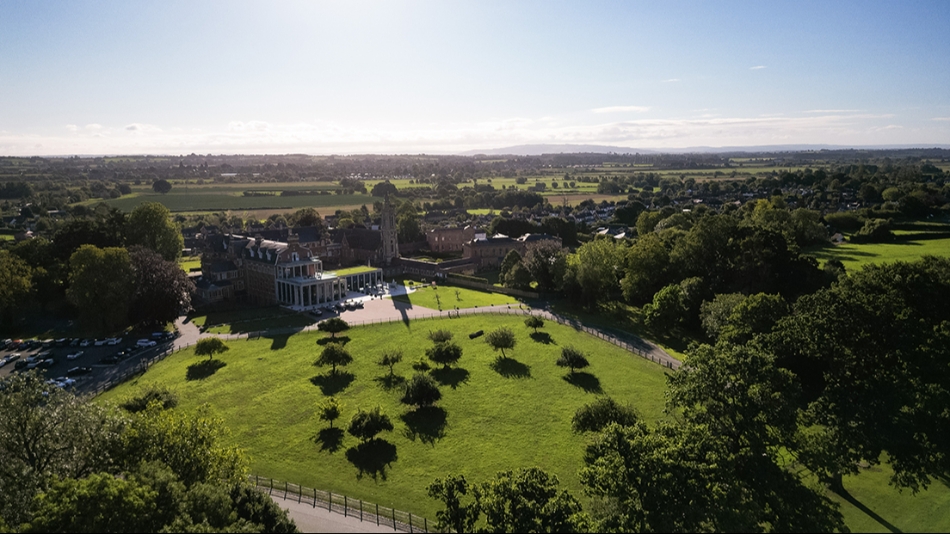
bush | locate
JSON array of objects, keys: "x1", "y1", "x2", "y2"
[
  {"x1": 447, "y1": 273, "x2": 490, "y2": 285},
  {"x1": 428, "y1": 329, "x2": 453, "y2": 343},
  {"x1": 556, "y1": 347, "x2": 590, "y2": 374},
  {"x1": 348, "y1": 406, "x2": 394, "y2": 442},
  {"x1": 572, "y1": 396, "x2": 639, "y2": 433},
  {"x1": 426, "y1": 341, "x2": 463, "y2": 369},
  {"x1": 120, "y1": 386, "x2": 178, "y2": 413}
]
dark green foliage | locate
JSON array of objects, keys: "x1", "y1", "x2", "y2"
[
  {"x1": 771, "y1": 256, "x2": 950, "y2": 491},
  {"x1": 314, "y1": 342, "x2": 353, "y2": 374},
  {"x1": 524, "y1": 315, "x2": 544, "y2": 332},
  {"x1": 151, "y1": 179, "x2": 172, "y2": 194},
  {"x1": 426, "y1": 341, "x2": 463, "y2": 369},
  {"x1": 642, "y1": 284, "x2": 686, "y2": 331},
  {"x1": 485, "y1": 327, "x2": 516, "y2": 358},
  {"x1": 572, "y1": 396, "x2": 638, "y2": 433},
  {"x1": 347, "y1": 406, "x2": 394, "y2": 442},
  {"x1": 317, "y1": 397, "x2": 342, "y2": 428},
  {"x1": 126, "y1": 202, "x2": 183, "y2": 261},
  {"x1": 377, "y1": 350, "x2": 403, "y2": 376},
  {"x1": 428, "y1": 468, "x2": 589, "y2": 533},
  {"x1": 317, "y1": 317, "x2": 350, "y2": 338},
  {"x1": 194, "y1": 337, "x2": 229, "y2": 360},
  {"x1": 129, "y1": 246, "x2": 195, "y2": 326},
  {"x1": 699, "y1": 293, "x2": 746, "y2": 339},
  {"x1": 557, "y1": 347, "x2": 590, "y2": 374},
  {"x1": 401, "y1": 373, "x2": 442, "y2": 407},
  {"x1": 849, "y1": 218, "x2": 894, "y2": 243},
  {"x1": 522, "y1": 241, "x2": 567, "y2": 292},
  {"x1": 427, "y1": 329, "x2": 453, "y2": 343},
  {"x1": 120, "y1": 386, "x2": 179, "y2": 413},
  {"x1": 718, "y1": 293, "x2": 788, "y2": 344},
  {"x1": 66, "y1": 245, "x2": 134, "y2": 333}
]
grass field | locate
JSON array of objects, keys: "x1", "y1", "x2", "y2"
[
  {"x1": 393, "y1": 283, "x2": 521, "y2": 310},
  {"x1": 178, "y1": 257, "x2": 201, "y2": 273},
  {"x1": 78, "y1": 191, "x2": 381, "y2": 213},
  {"x1": 99, "y1": 314, "x2": 671, "y2": 518},
  {"x1": 189, "y1": 306, "x2": 315, "y2": 335},
  {"x1": 803, "y1": 236, "x2": 950, "y2": 271},
  {"x1": 331, "y1": 265, "x2": 380, "y2": 276}
]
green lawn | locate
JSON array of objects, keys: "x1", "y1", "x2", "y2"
[
  {"x1": 189, "y1": 306, "x2": 314, "y2": 334},
  {"x1": 178, "y1": 257, "x2": 202, "y2": 273},
  {"x1": 392, "y1": 283, "x2": 521, "y2": 310},
  {"x1": 803, "y1": 236, "x2": 950, "y2": 272},
  {"x1": 99, "y1": 315, "x2": 670, "y2": 519}
]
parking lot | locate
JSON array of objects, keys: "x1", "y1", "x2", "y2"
[{"x1": 0, "y1": 334, "x2": 177, "y2": 395}]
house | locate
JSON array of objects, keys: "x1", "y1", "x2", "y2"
[{"x1": 426, "y1": 225, "x2": 479, "y2": 253}]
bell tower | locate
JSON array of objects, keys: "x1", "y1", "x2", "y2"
[{"x1": 381, "y1": 195, "x2": 398, "y2": 265}]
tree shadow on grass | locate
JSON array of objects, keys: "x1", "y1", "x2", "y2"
[
  {"x1": 186, "y1": 359, "x2": 227, "y2": 380},
  {"x1": 490, "y1": 357, "x2": 531, "y2": 379},
  {"x1": 529, "y1": 332, "x2": 555, "y2": 345},
  {"x1": 430, "y1": 367, "x2": 470, "y2": 389},
  {"x1": 345, "y1": 439, "x2": 398, "y2": 481},
  {"x1": 833, "y1": 487, "x2": 902, "y2": 533},
  {"x1": 563, "y1": 372, "x2": 603, "y2": 393},
  {"x1": 373, "y1": 374, "x2": 406, "y2": 392},
  {"x1": 313, "y1": 427, "x2": 345, "y2": 453},
  {"x1": 400, "y1": 406, "x2": 447, "y2": 445},
  {"x1": 266, "y1": 333, "x2": 291, "y2": 350},
  {"x1": 310, "y1": 371, "x2": 355, "y2": 396},
  {"x1": 317, "y1": 336, "x2": 351, "y2": 346}
]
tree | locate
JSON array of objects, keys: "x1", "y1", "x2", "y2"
[
  {"x1": 718, "y1": 292, "x2": 788, "y2": 345},
  {"x1": 503, "y1": 262, "x2": 533, "y2": 290},
  {"x1": 572, "y1": 396, "x2": 638, "y2": 434},
  {"x1": 370, "y1": 181, "x2": 397, "y2": 198},
  {"x1": 126, "y1": 202, "x2": 183, "y2": 261},
  {"x1": 397, "y1": 213, "x2": 422, "y2": 244},
  {"x1": 0, "y1": 250, "x2": 32, "y2": 324},
  {"x1": 522, "y1": 241, "x2": 567, "y2": 292},
  {"x1": 476, "y1": 468, "x2": 589, "y2": 533},
  {"x1": 347, "y1": 407, "x2": 394, "y2": 442},
  {"x1": 557, "y1": 347, "x2": 589, "y2": 374},
  {"x1": 66, "y1": 245, "x2": 134, "y2": 332},
  {"x1": 317, "y1": 397, "x2": 343, "y2": 428},
  {"x1": 427, "y1": 329, "x2": 453, "y2": 343},
  {"x1": 699, "y1": 293, "x2": 746, "y2": 339},
  {"x1": 499, "y1": 249, "x2": 522, "y2": 283},
  {"x1": 771, "y1": 257, "x2": 950, "y2": 492},
  {"x1": 485, "y1": 327, "x2": 516, "y2": 359},
  {"x1": 317, "y1": 317, "x2": 349, "y2": 338},
  {"x1": 620, "y1": 233, "x2": 671, "y2": 304},
  {"x1": 401, "y1": 373, "x2": 442, "y2": 407},
  {"x1": 524, "y1": 315, "x2": 544, "y2": 333},
  {"x1": 194, "y1": 338, "x2": 229, "y2": 360},
  {"x1": 427, "y1": 475, "x2": 479, "y2": 534},
  {"x1": 377, "y1": 350, "x2": 403, "y2": 377},
  {"x1": 129, "y1": 246, "x2": 195, "y2": 326},
  {"x1": 563, "y1": 239, "x2": 623, "y2": 307},
  {"x1": 314, "y1": 343, "x2": 353, "y2": 374},
  {"x1": 642, "y1": 283, "x2": 686, "y2": 331},
  {"x1": 152, "y1": 179, "x2": 172, "y2": 194},
  {"x1": 0, "y1": 372, "x2": 124, "y2": 526},
  {"x1": 426, "y1": 341, "x2": 463, "y2": 369}
]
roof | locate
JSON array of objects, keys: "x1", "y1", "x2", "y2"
[
  {"x1": 252, "y1": 226, "x2": 323, "y2": 244},
  {"x1": 210, "y1": 260, "x2": 238, "y2": 273},
  {"x1": 331, "y1": 228, "x2": 382, "y2": 251}
]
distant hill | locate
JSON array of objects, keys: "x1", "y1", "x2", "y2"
[
  {"x1": 460, "y1": 144, "x2": 656, "y2": 156},
  {"x1": 459, "y1": 143, "x2": 950, "y2": 156}
]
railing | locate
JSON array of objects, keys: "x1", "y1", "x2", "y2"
[
  {"x1": 251, "y1": 475, "x2": 432, "y2": 533},
  {"x1": 85, "y1": 342, "x2": 195, "y2": 397}
]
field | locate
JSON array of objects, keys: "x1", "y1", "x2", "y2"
[
  {"x1": 78, "y1": 191, "x2": 380, "y2": 213},
  {"x1": 99, "y1": 314, "x2": 670, "y2": 518},
  {"x1": 188, "y1": 305, "x2": 316, "y2": 335},
  {"x1": 803, "y1": 235, "x2": 950, "y2": 271},
  {"x1": 393, "y1": 283, "x2": 521, "y2": 310},
  {"x1": 178, "y1": 256, "x2": 201, "y2": 273}
]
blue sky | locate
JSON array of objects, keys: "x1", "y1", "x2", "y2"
[{"x1": 1, "y1": 0, "x2": 949, "y2": 155}]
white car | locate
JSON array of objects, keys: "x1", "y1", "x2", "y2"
[
  {"x1": 136, "y1": 339, "x2": 157, "y2": 348},
  {"x1": 106, "y1": 337, "x2": 122, "y2": 346},
  {"x1": 66, "y1": 351, "x2": 84, "y2": 360}
]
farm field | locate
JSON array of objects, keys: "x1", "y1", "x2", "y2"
[
  {"x1": 76, "y1": 191, "x2": 381, "y2": 213},
  {"x1": 100, "y1": 314, "x2": 671, "y2": 519}
]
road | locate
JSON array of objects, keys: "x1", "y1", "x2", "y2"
[{"x1": 269, "y1": 495, "x2": 397, "y2": 534}]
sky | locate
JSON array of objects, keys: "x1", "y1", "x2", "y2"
[{"x1": 1, "y1": 0, "x2": 949, "y2": 156}]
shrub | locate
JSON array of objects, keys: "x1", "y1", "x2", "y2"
[
  {"x1": 401, "y1": 374, "x2": 442, "y2": 407},
  {"x1": 348, "y1": 406, "x2": 394, "y2": 442},
  {"x1": 572, "y1": 396, "x2": 639, "y2": 433},
  {"x1": 556, "y1": 347, "x2": 590, "y2": 374},
  {"x1": 120, "y1": 386, "x2": 178, "y2": 413}
]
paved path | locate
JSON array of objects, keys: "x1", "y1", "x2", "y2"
[{"x1": 269, "y1": 495, "x2": 395, "y2": 534}]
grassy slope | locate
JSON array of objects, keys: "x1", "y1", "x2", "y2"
[
  {"x1": 100, "y1": 315, "x2": 670, "y2": 518},
  {"x1": 803, "y1": 236, "x2": 950, "y2": 271},
  {"x1": 831, "y1": 464, "x2": 950, "y2": 533}
]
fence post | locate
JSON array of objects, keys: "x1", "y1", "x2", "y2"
[
  {"x1": 376, "y1": 504, "x2": 380, "y2": 525},
  {"x1": 270, "y1": 477, "x2": 273, "y2": 494},
  {"x1": 409, "y1": 513, "x2": 414, "y2": 533},
  {"x1": 424, "y1": 517, "x2": 428, "y2": 532},
  {"x1": 298, "y1": 485, "x2": 301, "y2": 503},
  {"x1": 313, "y1": 487, "x2": 316, "y2": 508},
  {"x1": 344, "y1": 495, "x2": 347, "y2": 517},
  {"x1": 392, "y1": 508, "x2": 396, "y2": 531},
  {"x1": 284, "y1": 481, "x2": 288, "y2": 499},
  {"x1": 360, "y1": 499, "x2": 363, "y2": 521},
  {"x1": 329, "y1": 492, "x2": 332, "y2": 512}
]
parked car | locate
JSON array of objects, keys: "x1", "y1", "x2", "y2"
[
  {"x1": 66, "y1": 366, "x2": 92, "y2": 376},
  {"x1": 66, "y1": 351, "x2": 84, "y2": 360},
  {"x1": 79, "y1": 339, "x2": 92, "y2": 347},
  {"x1": 99, "y1": 355, "x2": 120, "y2": 364},
  {"x1": 309, "y1": 309, "x2": 323, "y2": 317},
  {"x1": 41, "y1": 358, "x2": 55, "y2": 368},
  {"x1": 93, "y1": 338, "x2": 107, "y2": 347},
  {"x1": 106, "y1": 337, "x2": 122, "y2": 346},
  {"x1": 55, "y1": 338, "x2": 68, "y2": 347},
  {"x1": 69, "y1": 338, "x2": 81, "y2": 347},
  {"x1": 136, "y1": 339, "x2": 157, "y2": 348}
]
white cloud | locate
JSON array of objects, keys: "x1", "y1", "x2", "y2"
[
  {"x1": 591, "y1": 106, "x2": 651, "y2": 114},
  {"x1": 806, "y1": 109, "x2": 862, "y2": 113},
  {"x1": 661, "y1": 78, "x2": 680, "y2": 83},
  {"x1": 85, "y1": 123, "x2": 103, "y2": 131},
  {"x1": 750, "y1": 65, "x2": 767, "y2": 70},
  {"x1": 65, "y1": 124, "x2": 78, "y2": 132},
  {"x1": 125, "y1": 123, "x2": 162, "y2": 133},
  {"x1": 931, "y1": 117, "x2": 950, "y2": 122}
]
